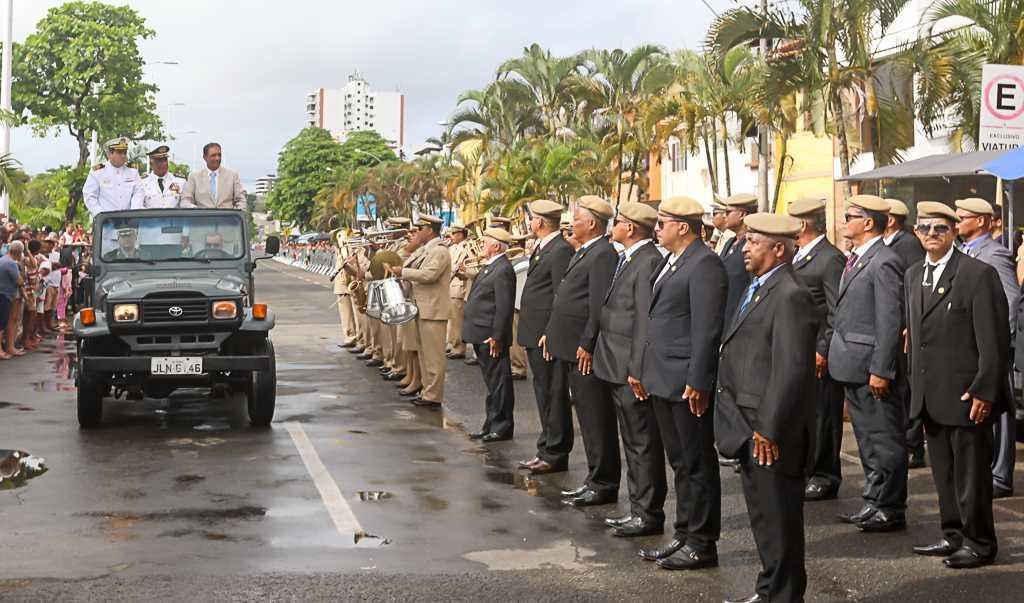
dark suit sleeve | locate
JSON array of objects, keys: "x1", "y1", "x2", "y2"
[
  {"x1": 870, "y1": 253, "x2": 904, "y2": 380},
  {"x1": 817, "y1": 251, "x2": 844, "y2": 357},
  {"x1": 687, "y1": 254, "x2": 727, "y2": 392},
  {"x1": 761, "y1": 286, "x2": 817, "y2": 443},
  {"x1": 580, "y1": 247, "x2": 617, "y2": 353},
  {"x1": 492, "y1": 264, "x2": 515, "y2": 346},
  {"x1": 988, "y1": 244, "x2": 1019, "y2": 316},
  {"x1": 628, "y1": 252, "x2": 660, "y2": 378},
  {"x1": 969, "y1": 267, "x2": 1010, "y2": 403}
]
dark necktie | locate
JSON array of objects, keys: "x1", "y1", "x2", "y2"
[
  {"x1": 158, "y1": 177, "x2": 164, "y2": 192},
  {"x1": 843, "y1": 252, "x2": 859, "y2": 276},
  {"x1": 923, "y1": 263, "x2": 937, "y2": 290}
]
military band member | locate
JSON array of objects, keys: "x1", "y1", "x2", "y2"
[
  {"x1": 447, "y1": 224, "x2": 472, "y2": 359},
  {"x1": 592, "y1": 203, "x2": 666, "y2": 536},
  {"x1": 711, "y1": 201, "x2": 735, "y2": 254},
  {"x1": 490, "y1": 216, "x2": 513, "y2": 231},
  {"x1": 715, "y1": 212, "x2": 817, "y2": 603},
  {"x1": 383, "y1": 218, "x2": 413, "y2": 382},
  {"x1": 719, "y1": 193, "x2": 757, "y2": 326},
  {"x1": 829, "y1": 194, "x2": 907, "y2": 532},
  {"x1": 332, "y1": 230, "x2": 360, "y2": 348},
  {"x1": 464, "y1": 228, "x2": 517, "y2": 441},
  {"x1": 134, "y1": 145, "x2": 186, "y2": 209},
  {"x1": 907, "y1": 202, "x2": 1009, "y2": 569},
  {"x1": 396, "y1": 231, "x2": 424, "y2": 396},
  {"x1": 544, "y1": 196, "x2": 619, "y2": 504},
  {"x1": 635, "y1": 196, "x2": 726, "y2": 571},
  {"x1": 460, "y1": 220, "x2": 482, "y2": 368},
  {"x1": 787, "y1": 196, "x2": 847, "y2": 502},
  {"x1": 517, "y1": 200, "x2": 574, "y2": 474},
  {"x1": 954, "y1": 197, "x2": 1018, "y2": 500},
  {"x1": 391, "y1": 215, "x2": 451, "y2": 407},
  {"x1": 83, "y1": 137, "x2": 144, "y2": 217}
]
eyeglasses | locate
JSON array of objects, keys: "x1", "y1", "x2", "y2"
[
  {"x1": 914, "y1": 223, "x2": 952, "y2": 236},
  {"x1": 843, "y1": 213, "x2": 866, "y2": 223},
  {"x1": 656, "y1": 218, "x2": 685, "y2": 228}
]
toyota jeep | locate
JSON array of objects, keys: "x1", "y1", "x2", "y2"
[{"x1": 73, "y1": 208, "x2": 281, "y2": 428}]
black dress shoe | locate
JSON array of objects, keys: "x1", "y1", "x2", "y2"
[
  {"x1": 378, "y1": 365, "x2": 392, "y2": 373},
  {"x1": 561, "y1": 485, "x2": 588, "y2": 498},
  {"x1": 908, "y1": 448, "x2": 927, "y2": 469},
  {"x1": 512, "y1": 373, "x2": 527, "y2": 380},
  {"x1": 366, "y1": 358, "x2": 384, "y2": 367},
  {"x1": 383, "y1": 372, "x2": 405, "y2": 381},
  {"x1": 613, "y1": 517, "x2": 664, "y2": 538},
  {"x1": 529, "y1": 461, "x2": 567, "y2": 475},
  {"x1": 993, "y1": 486, "x2": 1013, "y2": 499},
  {"x1": 605, "y1": 514, "x2": 634, "y2": 528},
  {"x1": 913, "y1": 538, "x2": 959, "y2": 557},
  {"x1": 518, "y1": 457, "x2": 541, "y2": 469},
  {"x1": 446, "y1": 353, "x2": 465, "y2": 360},
  {"x1": 469, "y1": 431, "x2": 487, "y2": 440},
  {"x1": 411, "y1": 397, "x2": 442, "y2": 408},
  {"x1": 656, "y1": 544, "x2": 718, "y2": 570},
  {"x1": 348, "y1": 346, "x2": 365, "y2": 354},
  {"x1": 464, "y1": 357, "x2": 479, "y2": 366},
  {"x1": 724, "y1": 594, "x2": 764, "y2": 603},
  {"x1": 804, "y1": 482, "x2": 838, "y2": 501},
  {"x1": 837, "y1": 505, "x2": 877, "y2": 524},
  {"x1": 482, "y1": 432, "x2": 512, "y2": 443},
  {"x1": 943, "y1": 546, "x2": 994, "y2": 569},
  {"x1": 857, "y1": 510, "x2": 906, "y2": 533},
  {"x1": 565, "y1": 489, "x2": 617, "y2": 507},
  {"x1": 399, "y1": 388, "x2": 422, "y2": 397},
  {"x1": 356, "y1": 351, "x2": 373, "y2": 360},
  {"x1": 639, "y1": 539, "x2": 684, "y2": 561},
  {"x1": 340, "y1": 341, "x2": 356, "y2": 349}
]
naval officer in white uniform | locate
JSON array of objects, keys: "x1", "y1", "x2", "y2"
[
  {"x1": 134, "y1": 145, "x2": 186, "y2": 209},
  {"x1": 83, "y1": 137, "x2": 144, "y2": 217}
]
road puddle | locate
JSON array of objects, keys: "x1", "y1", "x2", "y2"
[
  {"x1": 357, "y1": 490, "x2": 393, "y2": 502},
  {"x1": 31, "y1": 381, "x2": 76, "y2": 393},
  {"x1": 463, "y1": 539, "x2": 604, "y2": 571},
  {"x1": 0, "y1": 450, "x2": 48, "y2": 490},
  {"x1": 483, "y1": 468, "x2": 540, "y2": 496}
]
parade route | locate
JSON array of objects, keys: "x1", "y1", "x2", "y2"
[{"x1": 2, "y1": 261, "x2": 1023, "y2": 602}]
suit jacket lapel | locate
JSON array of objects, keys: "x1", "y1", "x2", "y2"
[
  {"x1": 923, "y1": 250, "x2": 960, "y2": 317},
  {"x1": 723, "y1": 265, "x2": 786, "y2": 343},
  {"x1": 652, "y1": 240, "x2": 699, "y2": 301},
  {"x1": 563, "y1": 241, "x2": 592, "y2": 276},
  {"x1": 838, "y1": 241, "x2": 881, "y2": 300},
  {"x1": 528, "y1": 236, "x2": 560, "y2": 275}
]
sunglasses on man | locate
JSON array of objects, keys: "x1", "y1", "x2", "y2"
[{"x1": 914, "y1": 223, "x2": 952, "y2": 236}]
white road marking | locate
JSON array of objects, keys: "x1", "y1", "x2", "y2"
[{"x1": 285, "y1": 421, "x2": 363, "y2": 541}]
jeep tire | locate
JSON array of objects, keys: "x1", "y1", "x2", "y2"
[
  {"x1": 77, "y1": 369, "x2": 105, "y2": 428},
  {"x1": 246, "y1": 338, "x2": 276, "y2": 427}
]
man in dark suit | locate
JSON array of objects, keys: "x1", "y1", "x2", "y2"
[
  {"x1": 884, "y1": 198, "x2": 928, "y2": 468},
  {"x1": 542, "y1": 195, "x2": 620, "y2": 504},
  {"x1": 517, "y1": 199, "x2": 575, "y2": 473},
  {"x1": 955, "y1": 197, "x2": 1018, "y2": 500},
  {"x1": 635, "y1": 196, "x2": 727, "y2": 571},
  {"x1": 787, "y1": 196, "x2": 847, "y2": 501},
  {"x1": 906, "y1": 202, "x2": 1009, "y2": 569},
  {"x1": 716, "y1": 212, "x2": 817, "y2": 603},
  {"x1": 719, "y1": 193, "x2": 757, "y2": 326},
  {"x1": 592, "y1": 203, "x2": 666, "y2": 536},
  {"x1": 829, "y1": 194, "x2": 908, "y2": 532},
  {"x1": 463, "y1": 227, "x2": 517, "y2": 442}
]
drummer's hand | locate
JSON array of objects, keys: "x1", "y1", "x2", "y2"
[{"x1": 389, "y1": 265, "x2": 403, "y2": 277}]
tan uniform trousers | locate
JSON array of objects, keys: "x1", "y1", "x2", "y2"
[
  {"x1": 370, "y1": 317, "x2": 386, "y2": 360},
  {"x1": 447, "y1": 298, "x2": 466, "y2": 355},
  {"x1": 417, "y1": 318, "x2": 448, "y2": 402},
  {"x1": 511, "y1": 310, "x2": 527, "y2": 377},
  {"x1": 356, "y1": 310, "x2": 370, "y2": 348},
  {"x1": 336, "y1": 294, "x2": 358, "y2": 343},
  {"x1": 398, "y1": 317, "x2": 421, "y2": 388},
  {"x1": 387, "y1": 324, "x2": 404, "y2": 373}
]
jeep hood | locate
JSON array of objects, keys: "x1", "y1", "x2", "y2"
[{"x1": 99, "y1": 271, "x2": 246, "y2": 301}]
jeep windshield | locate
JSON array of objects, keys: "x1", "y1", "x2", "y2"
[{"x1": 99, "y1": 214, "x2": 245, "y2": 263}]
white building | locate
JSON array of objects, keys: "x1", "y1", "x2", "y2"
[
  {"x1": 305, "y1": 72, "x2": 405, "y2": 153},
  {"x1": 254, "y1": 174, "x2": 277, "y2": 196}
]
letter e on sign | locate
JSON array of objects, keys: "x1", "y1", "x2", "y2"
[{"x1": 980, "y1": 64, "x2": 1024, "y2": 150}]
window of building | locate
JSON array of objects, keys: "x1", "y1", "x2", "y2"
[{"x1": 669, "y1": 139, "x2": 686, "y2": 173}]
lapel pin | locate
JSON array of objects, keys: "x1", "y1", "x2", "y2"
[
  {"x1": 857, "y1": 263, "x2": 863, "y2": 268},
  {"x1": 938, "y1": 287, "x2": 945, "y2": 295},
  {"x1": 670, "y1": 265, "x2": 676, "y2": 272},
  {"x1": 805, "y1": 255, "x2": 812, "y2": 261},
  {"x1": 754, "y1": 295, "x2": 760, "y2": 302}
]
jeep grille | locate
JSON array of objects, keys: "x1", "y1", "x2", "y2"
[{"x1": 142, "y1": 298, "x2": 208, "y2": 323}]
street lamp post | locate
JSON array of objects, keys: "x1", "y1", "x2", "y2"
[{"x1": 0, "y1": 0, "x2": 13, "y2": 217}]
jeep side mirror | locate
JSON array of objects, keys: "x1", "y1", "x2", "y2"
[{"x1": 264, "y1": 236, "x2": 280, "y2": 256}]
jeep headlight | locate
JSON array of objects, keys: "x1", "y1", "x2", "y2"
[
  {"x1": 112, "y1": 303, "x2": 139, "y2": 322},
  {"x1": 211, "y1": 300, "x2": 238, "y2": 319}
]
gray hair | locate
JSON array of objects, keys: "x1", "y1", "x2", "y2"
[{"x1": 8, "y1": 240, "x2": 24, "y2": 255}]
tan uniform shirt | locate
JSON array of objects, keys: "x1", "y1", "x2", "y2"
[{"x1": 402, "y1": 237, "x2": 452, "y2": 321}]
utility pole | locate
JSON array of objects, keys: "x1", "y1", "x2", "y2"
[
  {"x1": 757, "y1": 0, "x2": 770, "y2": 213},
  {"x1": 0, "y1": 0, "x2": 13, "y2": 217}
]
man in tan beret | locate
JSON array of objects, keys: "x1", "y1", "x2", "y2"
[
  {"x1": 716, "y1": 212, "x2": 817, "y2": 603},
  {"x1": 829, "y1": 194, "x2": 908, "y2": 532},
  {"x1": 635, "y1": 196, "x2": 726, "y2": 571},
  {"x1": 591, "y1": 202, "x2": 667, "y2": 536},
  {"x1": 954, "y1": 197, "x2": 1018, "y2": 499},
  {"x1": 490, "y1": 216, "x2": 513, "y2": 231},
  {"x1": 710, "y1": 200, "x2": 734, "y2": 254},
  {"x1": 883, "y1": 199, "x2": 925, "y2": 273},
  {"x1": 517, "y1": 200, "x2": 575, "y2": 474},
  {"x1": 463, "y1": 227, "x2": 517, "y2": 442},
  {"x1": 446, "y1": 224, "x2": 472, "y2": 360},
  {"x1": 390, "y1": 215, "x2": 452, "y2": 407},
  {"x1": 381, "y1": 219, "x2": 414, "y2": 383},
  {"x1": 719, "y1": 193, "x2": 758, "y2": 324},
  {"x1": 906, "y1": 202, "x2": 1009, "y2": 569},
  {"x1": 787, "y1": 196, "x2": 848, "y2": 501}
]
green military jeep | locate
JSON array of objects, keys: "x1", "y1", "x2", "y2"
[{"x1": 73, "y1": 209, "x2": 281, "y2": 428}]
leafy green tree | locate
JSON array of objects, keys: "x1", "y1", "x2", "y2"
[
  {"x1": 11, "y1": 166, "x2": 90, "y2": 228},
  {"x1": 338, "y1": 130, "x2": 400, "y2": 169},
  {"x1": 10, "y1": 2, "x2": 164, "y2": 168},
  {"x1": 266, "y1": 127, "x2": 346, "y2": 229},
  {"x1": 168, "y1": 161, "x2": 191, "y2": 179}
]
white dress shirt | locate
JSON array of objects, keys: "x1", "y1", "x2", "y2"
[
  {"x1": 794, "y1": 234, "x2": 826, "y2": 263},
  {"x1": 922, "y1": 246, "x2": 955, "y2": 291}
]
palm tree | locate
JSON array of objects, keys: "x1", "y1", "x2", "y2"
[{"x1": 497, "y1": 43, "x2": 585, "y2": 138}]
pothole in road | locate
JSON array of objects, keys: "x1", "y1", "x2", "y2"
[
  {"x1": 357, "y1": 490, "x2": 393, "y2": 502},
  {"x1": 0, "y1": 450, "x2": 48, "y2": 490}
]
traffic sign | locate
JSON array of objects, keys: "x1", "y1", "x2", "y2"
[{"x1": 980, "y1": 64, "x2": 1024, "y2": 151}]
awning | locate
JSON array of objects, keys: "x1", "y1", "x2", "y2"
[
  {"x1": 982, "y1": 146, "x2": 1024, "y2": 181},
  {"x1": 840, "y1": 150, "x2": 1007, "y2": 181}
]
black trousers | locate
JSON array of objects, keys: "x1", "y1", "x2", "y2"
[
  {"x1": 923, "y1": 414, "x2": 998, "y2": 559},
  {"x1": 808, "y1": 374, "x2": 845, "y2": 489},
  {"x1": 739, "y1": 450, "x2": 807, "y2": 603},
  {"x1": 651, "y1": 395, "x2": 721, "y2": 550},
  {"x1": 569, "y1": 368, "x2": 620, "y2": 496},
  {"x1": 608, "y1": 381, "x2": 666, "y2": 523},
  {"x1": 532, "y1": 352, "x2": 574, "y2": 467},
  {"x1": 474, "y1": 343, "x2": 514, "y2": 438},
  {"x1": 843, "y1": 382, "x2": 908, "y2": 514},
  {"x1": 897, "y1": 354, "x2": 924, "y2": 453},
  {"x1": 526, "y1": 347, "x2": 565, "y2": 463}
]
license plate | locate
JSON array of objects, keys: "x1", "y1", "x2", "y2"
[{"x1": 150, "y1": 357, "x2": 204, "y2": 375}]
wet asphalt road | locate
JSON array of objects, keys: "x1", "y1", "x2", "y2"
[{"x1": 2, "y1": 260, "x2": 1023, "y2": 602}]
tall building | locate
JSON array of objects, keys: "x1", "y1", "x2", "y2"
[
  {"x1": 254, "y1": 174, "x2": 277, "y2": 196},
  {"x1": 305, "y1": 72, "x2": 405, "y2": 152}
]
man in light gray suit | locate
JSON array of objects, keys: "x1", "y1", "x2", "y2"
[
  {"x1": 181, "y1": 142, "x2": 246, "y2": 209},
  {"x1": 828, "y1": 194, "x2": 907, "y2": 533},
  {"x1": 956, "y1": 197, "x2": 1017, "y2": 499}
]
